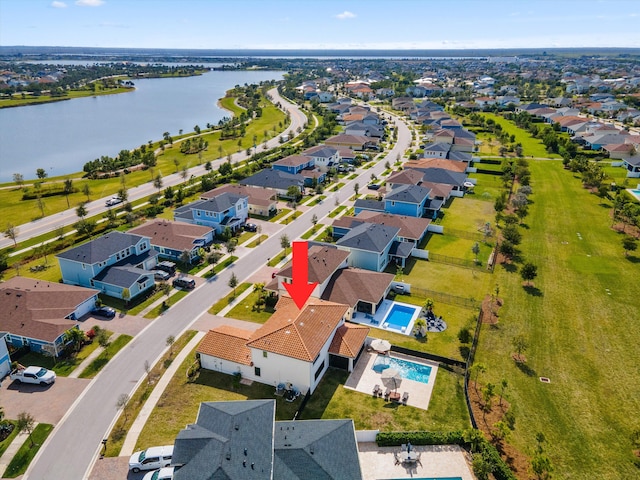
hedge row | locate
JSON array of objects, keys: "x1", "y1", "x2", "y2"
[{"x1": 375, "y1": 430, "x2": 517, "y2": 480}]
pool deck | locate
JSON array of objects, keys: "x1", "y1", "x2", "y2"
[
  {"x1": 626, "y1": 188, "x2": 640, "y2": 202},
  {"x1": 344, "y1": 350, "x2": 438, "y2": 411},
  {"x1": 352, "y1": 299, "x2": 422, "y2": 336},
  {"x1": 358, "y1": 442, "x2": 475, "y2": 480}
]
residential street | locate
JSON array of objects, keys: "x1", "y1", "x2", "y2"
[
  {"x1": 0, "y1": 88, "x2": 306, "y2": 251},
  {"x1": 25, "y1": 106, "x2": 411, "y2": 479}
]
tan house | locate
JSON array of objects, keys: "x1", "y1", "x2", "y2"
[{"x1": 202, "y1": 184, "x2": 277, "y2": 217}]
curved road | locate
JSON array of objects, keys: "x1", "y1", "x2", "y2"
[
  {"x1": 0, "y1": 88, "x2": 306, "y2": 251},
  {"x1": 25, "y1": 109, "x2": 412, "y2": 479}
]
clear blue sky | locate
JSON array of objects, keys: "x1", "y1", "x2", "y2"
[{"x1": 1, "y1": 0, "x2": 639, "y2": 50}]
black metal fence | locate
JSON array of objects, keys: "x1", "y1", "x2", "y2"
[
  {"x1": 409, "y1": 286, "x2": 479, "y2": 310},
  {"x1": 463, "y1": 308, "x2": 484, "y2": 429}
]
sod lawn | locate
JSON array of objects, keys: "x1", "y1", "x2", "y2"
[{"x1": 477, "y1": 159, "x2": 640, "y2": 478}]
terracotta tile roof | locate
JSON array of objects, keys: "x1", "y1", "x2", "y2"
[
  {"x1": 198, "y1": 325, "x2": 253, "y2": 366},
  {"x1": 405, "y1": 158, "x2": 467, "y2": 173},
  {"x1": 329, "y1": 323, "x2": 370, "y2": 358},
  {"x1": 129, "y1": 220, "x2": 212, "y2": 252},
  {"x1": 277, "y1": 246, "x2": 349, "y2": 285},
  {"x1": 0, "y1": 277, "x2": 98, "y2": 342},
  {"x1": 321, "y1": 267, "x2": 394, "y2": 307},
  {"x1": 202, "y1": 184, "x2": 277, "y2": 207},
  {"x1": 247, "y1": 297, "x2": 348, "y2": 362}
]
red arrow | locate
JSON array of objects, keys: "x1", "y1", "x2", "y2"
[{"x1": 283, "y1": 241, "x2": 318, "y2": 310}]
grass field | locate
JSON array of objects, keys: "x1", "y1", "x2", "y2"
[
  {"x1": 78, "y1": 334, "x2": 133, "y2": 378},
  {"x1": 225, "y1": 288, "x2": 274, "y2": 323},
  {"x1": 3, "y1": 423, "x2": 53, "y2": 478},
  {"x1": 208, "y1": 282, "x2": 252, "y2": 315},
  {"x1": 479, "y1": 112, "x2": 561, "y2": 159},
  {"x1": 477, "y1": 159, "x2": 640, "y2": 478}
]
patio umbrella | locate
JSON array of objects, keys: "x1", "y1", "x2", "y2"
[
  {"x1": 381, "y1": 368, "x2": 402, "y2": 392},
  {"x1": 370, "y1": 338, "x2": 391, "y2": 352}
]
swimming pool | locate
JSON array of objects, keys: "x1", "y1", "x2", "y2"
[
  {"x1": 628, "y1": 188, "x2": 640, "y2": 202},
  {"x1": 372, "y1": 355, "x2": 433, "y2": 384},
  {"x1": 382, "y1": 302, "x2": 420, "y2": 334}
]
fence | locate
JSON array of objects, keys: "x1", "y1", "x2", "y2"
[
  {"x1": 427, "y1": 252, "x2": 488, "y2": 272},
  {"x1": 408, "y1": 286, "x2": 479, "y2": 310},
  {"x1": 442, "y1": 227, "x2": 489, "y2": 242},
  {"x1": 390, "y1": 345, "x2": 466, "y2": 369},
  {"x1": 463, "y1": 308, "x2": 485, "y2": 429},
  {"x1": 410, "y1": 249, "x2": 429, "y2": 260}
]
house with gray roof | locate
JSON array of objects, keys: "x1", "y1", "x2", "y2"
[
  {"x1": 172, "y1": 400, "x2": 362, "y2": 480},
  {"x1": 302, "y1": 145, "x2": 341, "y2": 171},
  {"x1": 336, "y1": 223, "x2": 399, "y2": 272},
  {"x1": 416, "y1": 167, "x2": 468, "y2": 196},
  {"x1": 174, "y1": 191, "x2": 248, "y2": 235},
  {"x1": 56, "y1": 231, "x2": 156, "y2": 300},
  {"x1": 240, "y1": 169, "x2": 304, "y2": 198},
  {"x1": 384, "y1": 184, "x2": 438, "y2": 218},
  {"x1": 129, "y1": 220, "x2": 214, "y2": 262}
]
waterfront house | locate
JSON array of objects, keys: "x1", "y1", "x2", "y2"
[
  {"x1": 174, "y1": 191, "x2": 248, "y2": 235},
  {"x1": 1, "y1": 277, "x2": 98, "y2": 357},
  {"x1": 56, "y1": 231, "x2": 156, "y2": 300}
]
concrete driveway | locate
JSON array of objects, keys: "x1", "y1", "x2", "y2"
[
  {"x1": 0, "y1": 376, "x2": 90, "y2": 425},
  {"x1": 88, "y1": 456, "x2": 146, "y2": 480}
]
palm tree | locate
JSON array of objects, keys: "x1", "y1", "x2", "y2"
[{"x1": 63, "y1": 178, "x2": 74, "y2": 208}]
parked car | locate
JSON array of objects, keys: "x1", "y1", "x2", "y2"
[
  {"x1": 152, "y1": 270, "x2": 170, "y2": 281},
  {"x1": 172, "y1": 276, "x2": 195, "y2": 290},
  {"x1": 244, "y1": 223, "x2": 257, "y2": 232},
  {"x1": 142, "y1": 466, "x2": 175, "y2": 480},
  {"x1": 9, "y1": 366, "x2": 56, "y2": 385},
  {"x1": 129, "y1": 445, "x2": 174, "y2": 473},
  {"x1": 367, "y1": 183, "x2": 381, "y2": 190},
  {"x1": 92, "y1": 306, "x2": 116, "y2": 318},
  {"x1": 156, "y1": 261, "x2": 177, "y2": 276}
]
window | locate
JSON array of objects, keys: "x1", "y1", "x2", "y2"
[
  {"x1": 314, "y1": 360, "x2": 325, "y2": 381},
  {"x1": 263, "y1": 351, "x2": 268, "y2": 358},
  {"x1": 82, "y1": 264, "x2": 86, "y2": 270},
  {"x1": 254, "y1": 366, "x2": 261, "y2": 377}
]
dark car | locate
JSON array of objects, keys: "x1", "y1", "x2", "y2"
[
  {"x1": 244, "y1": 223, "x2": 258, "y2": 232},
  {"x1": 367, "y1": 183, "x2": 381, "y2": 190},
  {"x1": 173, "y1": 276, "x2": 196, "y2": 290},
  {"x1": 156, "y1": 261, "x2": 177, "y2": 275},
  {"x1": 93, "y1": 306, "x2": 116, "y2": 318}
]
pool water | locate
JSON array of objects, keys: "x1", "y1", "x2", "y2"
[
  {"x1": 382, "y1": 303, "x2": 420, "y2": 332},
  {"x1": 372, "y1": 355, "x2": 432, "y2": 384}
]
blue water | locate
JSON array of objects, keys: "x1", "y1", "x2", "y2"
[
  {"x1": 372, "y1": 355, "x2": 432, "y2": 384},
  {"x1": 383, "y1": 304, "x2": 419, "y2": 330}
]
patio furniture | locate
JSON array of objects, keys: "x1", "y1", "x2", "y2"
[
  {"x1": 389, "y1": 391, "x2": 401, "y2": 402},
  {"x1": 399, "y1": 451, "x2": 418, "y2": 464},
  {"x1": 275, "y1": 383, "x2": 286, "y2": 396},
  {"x1": 373, "y1": 384, "x2": 381, "y2": 397},
  {"x1": 393, "y1": 452, "x2": 400, "y2": 465},
  {"x1": 401, "y1": 391, "x2": 409, "y2": 405},
  {"x1": 384, "y1": 388, "x2": 391, "y2": 401}
]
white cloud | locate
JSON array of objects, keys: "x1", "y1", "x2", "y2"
[
  {"x1": 51, "y1": 1, "x2": 68, "y2": 7},
  {"x1": 75, "y1": 0, "x2": 104, "y2": 6},
  {"x1": 336, "y1": 11, "x2": 356, "y2": 20}
]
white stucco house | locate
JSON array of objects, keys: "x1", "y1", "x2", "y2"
[{"x1": 198, "y1": 297, "x2": 369, "y2": 395}]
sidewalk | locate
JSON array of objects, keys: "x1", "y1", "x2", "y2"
[
  {"x1": 216, "y1": 284, "x2": 256, "y2": 317},
  {"x1": 67, "y1": 333, "x2": 120, "y2": 379},
  {"x1": 118, "y1": 331, "x2": 205, "y2": 456},
  {"x1": 0, "y1": 422, "x2": 39, "y2": 477}
]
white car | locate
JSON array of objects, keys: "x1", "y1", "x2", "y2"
[
  {"x1": 105, "y1": 196, "x2": 123, "y2": 207},
  {"x1": 9, "y1": 366, "x2": 56, "y2": 385},
  {"x1": 142, "y1": 466, "x2": 175, "y2": 480},
  {"x1": 129, "y1": 445, "x2": 174, "y2": 473}
]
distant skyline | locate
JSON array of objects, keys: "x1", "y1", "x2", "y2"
[{"x1": 1, "y1": 0, "x2": 639, "y2": 51}]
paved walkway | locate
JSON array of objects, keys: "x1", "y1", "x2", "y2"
[
  {"x1": 67, "y1": 333, "x2": 120, "y2": 379},
  {"x1": 0, "y1": 422, "x2": 39, "y2": 477},
  {"x1": 118, "y1": 331, "x2": 206, "y2": 456}
]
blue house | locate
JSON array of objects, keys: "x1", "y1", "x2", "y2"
[
  {"x1": 56, "y1": 231, "x2": 157, "y2": 300},
  {"x1": 272, "y1": 155, "x2": 314, "y2": 175},
  {"x1": 1, "y1": 333, "x2": 12, "y2": 379},
  {"x1": 1, "y1": 277, "x2": 99, "y2": 357},
  {"x1": 384, "y1": 184, "x2": 432, "y2": 218},
  {"x1": 174, "y1": 192, "x2": 248, "y2": 235},
  {"x1": 336, "y1": 223, "x2": 400, "y2": 272}
]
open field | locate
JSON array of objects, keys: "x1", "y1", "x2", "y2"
[
  {"x1": 479, "y1": 112, "x2": 561, "y2": 158},
  {"x1": 477, "y1": 159, "x2": 640, "y2": 478}
]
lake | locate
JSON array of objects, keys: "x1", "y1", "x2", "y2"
[{"x1": 0, "y1": 69, "x2": 284, "y2": 183}]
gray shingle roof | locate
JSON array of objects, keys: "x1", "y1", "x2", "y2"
[
  {"x1": 273, "y1": 420, "x2": 362, "y2": 480},
  {"x1": 353, "y1": 199, "x2": 384, "y2": 212},
  {"x1": 175, "y1": 192, "x2": 246, "y2": 216},
  {"x1": 423, "y1": 142, "x2": 451, "y2": 153},
  {"x1": 336, "y1": 223, "x2": 399, "y2": 253},
  {"x1": 389, "y1": 240, "x2": 414, "y2": 258},
  {"x1": 419, "y1": 167, "x2": 467, "y2": 187},
  {"x1": 240, "y1": 169, "x2": 304, "y2": 190},
  {"x1": 93, "y1": 266, "x2": 151, "y2": 288},
  {"x1": 56, "y1": 231, "x2": 147, "y2": 264},
  {"x1": 385, "y1": 184, "x2": 431, "y2": 204},
  {"x1": 173, "y1": 400, "x2": 275, "y2": 480}
]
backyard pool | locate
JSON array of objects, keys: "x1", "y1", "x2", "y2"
[
  {"x1": 372, "y1": 355, "x2": 433, "y2": 384},
  {"x1": 628, "y1": 188, "x2": 640, "y2": 202},
  {"x1": 381, "y1": 302, "x2": 420, "y2": 334}
]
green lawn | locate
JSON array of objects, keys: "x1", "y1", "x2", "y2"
[
  {"x1": 479, "y1": 113, "x2": 560, "y2": 158},
  {"x1": 225, "y1": 288, "x2": 275, "y2": 323},
  {"x1": 267, "y1": 250, "x2": 288, "y2": 267},
  {"x1": 476, "y1": 160, "x2": 640, "y2": 478},
  {"x1": 78, "y1": 334, "x2": 133, "y2": 378},
  {"x1": 144, "y1": 290, "x2": 190, "y2": 319},
  {"x1": 299, "y1": 368, "x2": 470, "y2": 432},
  {"x1": 328, "y1": 205, "x2": 346, "y2": 218},
  {"x1": 269, "y1": 208, "x2": 291, "y2": 222},
  {"x1": 202, "y1": 256, "x2": 238, "y2": 279},
  {"x1": 0, "y1": 85, "x2": 132, "y2": 108},
  {"x1": 3, "y1": 423, "x2": 54, "y2": 478},
  {"x1": 439, "y1": 195, "x2": 496, "y2": 232},
  {"x1": 246, "y1": 234, "x2": 268, "y2": 248},
  {"x1": 208, "y1": 282, "x2": 252, "y2": 315},
  {"x1": 135, "y1": 345, "x2": 303, "y2": 451},
  {"x1": 51, "y1": 338, "x2": 105, "y2": 377}
]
